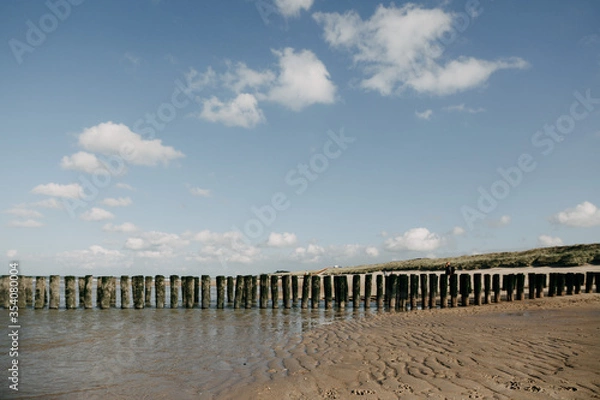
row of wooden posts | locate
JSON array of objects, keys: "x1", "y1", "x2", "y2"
[{"x1": 1, "y1": 271, "x2": 599, "y2": 310}]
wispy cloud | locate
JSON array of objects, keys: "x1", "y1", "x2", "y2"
[{"x1": 415, "y1": 109, "x2": 433, "y2": 120}]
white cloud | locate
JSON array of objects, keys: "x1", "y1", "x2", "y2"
[
  {"x1": 274, "y1": 0, "x2": 314, "y2": 17},
  {"x1": 185, "y1": 67, "x2": 217, "y2": 93},
  {"x1": 187, "y1": 185, "x2": 211, "y2": 197},
  {"x1": 313, "y1": 5, "x2": 528, "y2": 96},
  {"x1": 77, "y1": 121, "x2": 185, "y2": 166},
  {"x1": 125, "y1": 231, "x2": 190, "y2": 256},
  {"x1": 200, "y1": 93, "x2": 266, "y2": 128},
  {"x1": 267, "y1": 232, "x2": 298, "y2": 247},
  {"x1": 4, "y1": 207, "x2": 43, "y2": 218},
  {"x1": 551, "y1": 201, "x2": 600, "y2": 227},
  {"x1": 538, "y1": 235, "x2": 564, "y2": 247},
  {"x1": 365, "y1": 246, "x2": 379, "y2": 257},
  {"x1": 384, "y1": 227, "x2": 443, "y2": 252},
  {"x1": 7, "y1": 249, "x2": 17, "y2": 258},
  {"x1": 103, "y1": 222, "x2": 138, "y2": 233},
  {"x1": 8, "y1": 219, "x2": 44, "y2": 228},
  {"x1": 487, "y1": 215, "x2": 511, "y2": 228},
  {"x1": 124, "y1": 52, "x2": 141, "y2": 67},
  {"x1": 80, "y1": 207, "x2": 115, "y2": 221},
  {"x1": 292, "y1": 244, "x2": 325, "y2": 263},
  {"x1": 452, "y1": 226, "x2": 466, "y2": 236},
  {"x1": 60, "y1": 151, "x2": 107, "y2": 174},
  {"x1": 116, "y1": 183, "x2": 135, "y2": 190},
  {"x1": 415, "y1": 109, "x2": 433, "y2": 120},
  {"x1": 30, "y1": 198, "x2": 63, "y2": 209},
  {"x1": 185, "y1": 229, "x2": 262, "y2": 264},
  {"x1": 125, "y1": 237, "x2": 147, "y2": 250},
  {"x1": 101, "y1": 197, "x2": 132, "y2": 207},
  {"x1": 31, "y1": 183, "x2": 83, "y2": 198},
  {"x1": 265, "y1": 48, "x2": 337, "y2": 111},
  {"x1": 444, "y1": 103, "x2": 485, "y2": 113},
  {"x1": 57, "y1": 245, "x2": 125, "y2": 270},
  {"x1": 222, "y1": 62, "x2": 275, "y2": 93}
]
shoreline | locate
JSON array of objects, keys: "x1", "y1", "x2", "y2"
[{"x1": 220, "y1": 293, "x2": 600, "y2": 399}]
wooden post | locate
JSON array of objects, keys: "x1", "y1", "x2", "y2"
[
  {"x1": 16, "y1": 276, "x2": 25, "y2": 308},
  {"x1": 244, "y1": 275, "x2": 253, "y2": 309},
  {"x1": 340, "y1": 275, "x2": 348, "y2": 309},
  {"x1": 410, "y1": 274, "x2": 419, "y2": 310},
  {"x1": 311, "y1": 275, "x2": 321, "y2": 309},
  {"x1": 459, "y1": 274, "x2": 470, "y2": 307},
  {"x1": 227, "y1": 276, "x2": 234, "y2": 304},
  {"x1": 292, "y1": 275, "x2": 299, "y2": 305},
  {"x1": 132, "y1": 276, "x2": 144, "y2": 309},
  {"x1": 201, "y1": 275, "x2": 210, "y2": 309},
  {"x1": 35, "y1": 277, "x2": 46, "y2": 309},
  {"x1": 506, "y1": 274, "x2": 516, "y2": 301},
  {"x1": 259, "y1": 274, "x2": 269, "y2": 309},
  {"x1": 388, "y1": 274, "x2": 397, "y2": 311},
  {"x1": 83, "y1": 275, "x2": 93, "y2": 309},
  {"x1": 181, "y1": 276, "x2": 188, "y2": 306},
  {"x1": 585, "y1": 272, "x2": 594, "y2": 293},
  {"x1": 96, "y1": 276, "x2": 102, "y2": 308},
  {"x1": 492, "y1": 274, "x2": 501, "y2": 302},
  {"x1": 170, "y1": 275, "x2": 180, "y2": 308},
  {"x1": 472, "y1": 273, "x2": 482, "y2": 306},
  {"x1": 398, "y1": 274, "x2": 408, "y2": 311},
  {"x1": 376, "y1": 274, "x2": 384, "y2": 310},
  {"x1": 420, "y1": 274, "x2": 428, "y2": 310},
  {"x1": 483, "y1": 274, "x2": 491, "y2": 304},
  {"x1": 595, "y1": 273, "x2": 600, "y2": 293},
  {"x1": 144, "y1": 276, "x2": 152, "y2": 308},
  {"x1": 109, "y1": 277, "x2": 116, "y2": 308},
  {"x1": 282, "y1": 275, "x2": 291, "y2": 309},
  {"x1": 384, "y1": 274, "x2": 390, "y2": 306},
  {"x1": 64, "y1": 276, "x2": 76, "y2": 310},
  {"x1": 324, "y1": 275, "x2": 333, "y2": 309},
  {"x1": 364, "y1": 274, "x2": 372, "y2": 309},
  {"x1": 234, "y1": 275, "x2": 244, "y2": 309},
  {"x1": 0, "y1": 276, "x2": 7, "y2": 309},
  {"x1": 301, "y1": 275, "x2": 310, "y2": 309},
  {"x1": 429, "y1": 274, "x2": 438, "y2": 309},
  {"x1": 270, "y1": 275, "x2": 279, "y2": 309},
  {"x1": 49, "y1": 275, "x2": 60, "y2": 309},
  {"x1": 155, "y1": 275, "x2": 165, "y2": 309},
  {"x1": 548, "y1": 273, "x2": 556, "y2": 297},
  {"x1": 352, "y1": 274, "x2": 361, "y2": 309},
  {"x1": 23, "y1": 276, "x2": 33, "y2": 307},
  {"x1": 439, "y1": 273, "x2": 448, "y2": 308},
  {"x1": 516, "y1": 273, "x2": 525, "y2": 300},
  {"x1": 565, "y1": 273, "x2": 574, "y2": 295},
  {"x1": 185, "y1": 276, "x2": 195, "y2": 308},
  {"x1": 216, "y1": 276, "x2": 225, "y2": 309},
  {"x1": 194, "y1": 277, "x2": 200, "y2": 308},
  {"x1": 528, "y1": 273, "x2": 536, "y2": 299},
  {"x1": 120, "y1": 276, "x2": 131, "y2": 309},
  {"x1": 78, "y1": 277, "x2": 85, "y2": 307},
  {"x1": 556, "y1": 274, "x2": 565, "y2": 296},
  {"x1": 574, "y1": 273, "x2": 584, "y2": 294},
  {"x1": 450, "y1": 274, "x2": 458, "y2": 307},
  {"x1": 535, "y1": 274, "x2": 545, "y2": 298}
]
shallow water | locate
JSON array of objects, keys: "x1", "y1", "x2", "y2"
[{"x1": 0, "y1": 304, "x2": 376, "y2": 399}]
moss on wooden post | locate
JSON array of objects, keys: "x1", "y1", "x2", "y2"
[
  {"x1": 49, "y1": 275, "x2": 60, "y2": 310},
  {"x1": 121, "y1": 276, "x2": 131, "y2": 309},
  {"x1": 202, "y1": 275, "x2": 211, "y2": 309},
  {"x1": 170, "y1": 275, "x2": 180, "y2": 308},
  {"x1": 301, "y1": 275, "x2": 310, "y2": 309},
  {"x1": 312, "y1": 275, "x2": 321, "y2": 309},
  {"x1": 155, "y1": 275, "x2": 165, "y2": 309},
  {"x1": 35, "y1": 276, "x2": 46, "y2": 309},
  {"x1": 64, "y1": 276, "x2": 76, "y2": 310},
  {"x1": 216, "y1": 276, "x2": 225, "y2": 309}
]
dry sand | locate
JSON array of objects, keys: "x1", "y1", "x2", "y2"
[{"x1": 222, "y1": 293, "x2": 600, "y2": 400}]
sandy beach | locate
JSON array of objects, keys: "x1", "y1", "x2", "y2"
[{"x1": 223, "y1": 293, "x2": 600, "y2": 400}]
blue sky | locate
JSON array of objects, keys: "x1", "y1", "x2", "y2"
[{"x1": 1, "y1": 0, "x2": 599, "y2": 277}]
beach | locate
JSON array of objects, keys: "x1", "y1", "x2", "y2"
[{"x1": 224, "y1": 293, "x2": 600, "y2": 400}]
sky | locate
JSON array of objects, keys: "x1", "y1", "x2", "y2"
[{"x1": 1, "y1": 0, "x2": 599, "y2": 277}]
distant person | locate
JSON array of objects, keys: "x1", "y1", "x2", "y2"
[{"x1": 445, "y1": 262, "x2": 455, "y2": 275}]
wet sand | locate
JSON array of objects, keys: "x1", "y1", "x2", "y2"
[{"x1": 223, "y1": 293, "x2": 600, "y2": 400}]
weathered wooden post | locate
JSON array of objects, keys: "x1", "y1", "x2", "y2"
[
  {"x1": 585, "y1": 272, "x2": 594, "y2": 293},
  {"x1": 252, "y1": 276, "x2": 258, "y2": 306},
  {"x1": 227, "y1": 276, "x2": 234, "y2": 304},
  {"x1": 352, "y1": 274, "x2": 361, "y2": 309},
  {"x1": 439, "y1": 273, "x2": 448, "y2": 308},
  {"x1": 483, "y1": 274, "x2": 491, "y2": 304},
  {"x1": 245, "y1": 275, "x2": 253, "y2": 309},
  {"x1": 565, "y1": 273, "x2": 574, "y2": 295},
  {"x1": 324, "y1": 275, "x2": 333, "y2": 309},
  {"x1": 259, "y1": 274, "x2": 269, "y2": 309},
  {"x1": 181, "y1": 276, "x2": 188, "y2": 306},
  {"x1": 282, "y1": 275, "x2": 291, "y2": 309},
  {"x1": 64, "y1": 276, "x2": 76, "y2": 309},
  {"x1": 450, "y1": 274, "x2": 458, "y2": 307},
  {"x1": 24, "y1": 277, "x2": 33, "y2": 307},
  {"x1": 388, "y1": 274, "x2": 397, "y2": 310},
  {"x1": 364, "y1": 274, "x2": 372, "y2": 309},
  {"x1": 99, "y1": 276, "x2": 110, "y2": 309},
  {"x1": 155, "y1": 275, "x2": 165, "y2": 309},
  {"x1": 200, "y1": 275, "x2": 209, "y2": 309},
  {"x1": 96, "y1": 277, "x2": 102, "y2": 308},
  {"x1": 301, "y1": 275, "x2": 310, "y2": 309},
  {"x1": 216, "y1": 276, "x2": 225, "y2": 309},
  {"x1": 595, "y1": 273, "x2": 600, "y2": 293},
  {"x1": 34, "y1": 276, "x2": 46, "y2": 309},
  {"x1": 516, "y1": 273, "x2": 525, "y2": 300},
  {"x1": 535, "y1": 274, "x2": 545, "y2": 298},
  {"x1": 548, "y1": 273, "x2": 556, "y2": 297},
  {"x1": 78, "y1": 277, "x2": 85, "y2": 307},
  {"x1": 194, "y1": 277, "x2": 200, "y2": 308},
  {"x1": 145, "y1": 276, "x2": 153, "y2": 308},
  {"x1": 132, "y1": 276, "x2": 144, "y2": 309},
  {"x1": 528, "y1": 273, "x2": 536, "y2": 299},
  {"x1": 49, "y1": 275, "x2": 60, "y2": 309},
  {"x1": 17, "y1": 276, "x2": 26, "y2": 308},
  {"x1": 459, "y1": 274, "x2": 471, "y2": 307},
  {"x1": 109, "y1": 277, "x2": 116, "y2": 308},
  {"x1": 410, "y1": 274, "x2": 419, "y2": 310},
  {"x1": 376, "y1": 274, "x2": 384, "y2": 310},
  {"x1": 0, "y1": 276, "x2": 7, "y2": 309},
  {"x1": 311, "y1": 275, "x2": 321, "y2": 309},
  {"x1": 233, "y1": 275, "x2": 244, "y2": 309},
  {"x1": 492, "y1": 274, "x2": 501, "y2": 302},
  {"x1": 270, "y1": 275, "x2": 279, "y2": 309},
  {"x1": 170, "y1": 275, "x2": 180, "y2": 308},
  {"x1": 384, "y1": 274, "x2": 390, "y2": 306},
  {"x1": 185, "y1": 276, "x2": 195, "y2": 308},
  {"x1": 505, "y1": 274, "x2": 515, "y2": 302},
  {"x1": 420, "y1": 274, "x2": 428, "y2": 310},
  {"x1": 84, "y1": 275, "x2": 93, "y2": 309},
  {"x1": 556, "y1": 273, "x2": 565, "y2": 296},
  {"x1": 429, "y1": 274, "x2": 438, "y2": 309},
  {"x1": 340, "y1": 275, "x2": 348, "y2": 309},
  {"x1": 574, "y1": 273, "x2": 584, "y2": 294},
  {"x1": 398, "y1": 274, "x2": 408, "y2": 311},
  {"x1": 292, "y1": 275, "x2": 299, "y2": 305},
  {"x1": 473, "y1": 273, "x2": 482, "y2": 306},
  {"x1": 121, "y1": 276, "x2": 131, "y2": 309}
]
